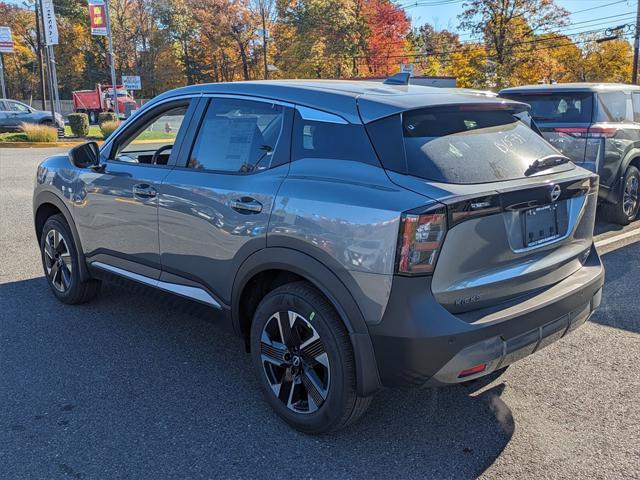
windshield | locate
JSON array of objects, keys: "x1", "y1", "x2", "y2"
[
  {"x1": 399, "y1": 106, "x2": 573, "y2": 184},
  {"x1": 501, "y1": 92, "x2": 593, "y2": 123}
]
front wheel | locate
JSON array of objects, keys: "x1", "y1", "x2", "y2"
[
  {"x1": 40, "y1": 214, "x2": 101, "y2": 304},
  {"x1": 603, "y1": 166, "x2": 640, "y2": 225},
  {"x1": 250, "y1": 281, "x2": 371, "y2": 434}
]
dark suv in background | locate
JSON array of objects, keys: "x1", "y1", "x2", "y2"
[
  {"x1": 500, "y1": 83, "x2": 640, "y2": 224},
  {"x1": 34, "y1": 81, "x2": 604, "y2": 433}
]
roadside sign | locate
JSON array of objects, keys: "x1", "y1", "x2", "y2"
[
  {"x1": 0, "y1": 27, "x2": 14, "y2": 53},
  {"x1": 122, "y1": 75, "x2": 141, "y2": 90},
  {"x1": 88, "y1": 0, "x2": 108, "y2": 36},
  {"x1": 41, "y1": 0, "x2": 59, "y2": 46},
  {"x1": 400, "y1": 63, "x2": 414, "y2": 77}
]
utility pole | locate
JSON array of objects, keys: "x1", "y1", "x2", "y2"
[
  {"x1": 633, "y1": 0, "x2": 640, "y2": 84},
  {"x1": 104, "y1": 0, "x2": 118, "y2": 114},
  {"x1": 0, "y1": 52, "x2": 6, "y2": 99},
  {"x1": 260, "y1": 3, "x2": 268, "y2": 80},
  {"x1": 34, "y1": 1, "x2": 47, "y2": 110}
]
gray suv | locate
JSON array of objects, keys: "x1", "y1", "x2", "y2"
[
  {"x1": 33, "y1": 80, "x2": 604, "y2": 433},
  {"x1": 0, "y1": 99, "x2": 65, "y2": 132},
  {"x1": 500, "y1": 83, "x2": 640, "y2": 224}
]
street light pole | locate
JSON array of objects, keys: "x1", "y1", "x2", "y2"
[
  {"x1": 104, "y1": 0, "x2": 118, "y2": 115},
  {"x1": 0, "y1": 52, "x2": 6, "y2": 99},
  {"x1": 633, "y1": 0, "x2": 640, "y2": 84}
]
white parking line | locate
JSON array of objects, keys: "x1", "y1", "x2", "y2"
[{"x1": 595, "y1": 228, "x2": 640, "y2": 249}]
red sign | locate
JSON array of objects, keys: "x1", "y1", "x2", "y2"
[{"x1": 88, "y1": 0, "x2": 107, "y2": 36}]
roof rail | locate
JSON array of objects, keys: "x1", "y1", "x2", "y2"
[{"x1": 383, "y1": 73, "x2": 411, "y2": 85}]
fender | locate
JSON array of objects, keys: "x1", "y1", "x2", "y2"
[
  {"x1": 608, "y1": 148, "x2": 640, "y2": 204},
  {"x1": 33, "y1": 190, "x2": 91, "y2": 282},
  {"x1": 232, "y1": 247, "x2": 382, "y2": 397}
]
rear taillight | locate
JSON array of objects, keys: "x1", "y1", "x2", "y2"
[
  {"x1": 396, "y1": 204, "x2": 447, "y2": 275},
  {"x1": 553, "y1": 126, "x2": 618, "y2": 138}
]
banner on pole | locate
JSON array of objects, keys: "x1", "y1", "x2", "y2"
[
  {"x1": 89, "y1": 0, "x2": 108, "y2": 36},
  {"x1": 41, "y1": 0, "x2": 59, "y2": 45},
  {"x1": 122, "y1": 75, "x2": 141, "y2": 90},
  {"x1": 0, "y1": 27, "x2": 14, "y2": 53}
]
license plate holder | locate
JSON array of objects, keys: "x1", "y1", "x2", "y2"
[{"x1": 524, "y1": 204, "x2": 559, "y2": 247}]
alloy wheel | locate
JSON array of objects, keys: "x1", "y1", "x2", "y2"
[
  {"x1": 43, "y1": 229, "x2": 73, "y2": 292},
  {"x1": 623, "y1": 175, "x2": 639, "y2": 218},
  {"x1": 260, "y1": 310, "x2": 330, "y2": 414}
]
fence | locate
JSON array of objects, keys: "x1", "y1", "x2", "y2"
[{"x1": 15, "y1": 98, "x2": 152, "y2": 117}]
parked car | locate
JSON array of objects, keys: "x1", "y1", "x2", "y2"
[
  {"x1": 0, "y1": 99, "x2": 64, "y2": 133},
  {"x1": 33, "y1": 80, "x2": 604, "y2": 433},
  {"x1": 500, "y1": 83, "x2": 640, "y2": 224}
]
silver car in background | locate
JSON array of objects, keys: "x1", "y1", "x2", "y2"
[
  {"x1": 0, "y1": 99, "x2": 64, "y2": 132},
  {"x1": 32, "y1": 80, "x2": 604, "y2": 433}
]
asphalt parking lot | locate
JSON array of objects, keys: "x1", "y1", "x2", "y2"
[{"x1": 1, "y1": 148, "x2": 639, "y2": 480}]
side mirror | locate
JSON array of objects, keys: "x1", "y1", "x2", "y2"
[{"x1": 69, "y1": 141, "x2": 100, "y2": 169}]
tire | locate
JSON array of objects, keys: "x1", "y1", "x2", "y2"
[
  {"x1": 40, "y1": 214, "x2": 101, "y2": 304},
  {"x1": 603, "y1": 165, "x2": 640, "y2": 225},
  {"x1": 250, "y1": 281, "x2": 371, "y2": 434},
  {"x1": 89, "y1": 111, "x2": 98, "y2": 125}
]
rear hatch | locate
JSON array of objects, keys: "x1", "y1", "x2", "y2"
[
  {"x1": 365, "y1": 102, "x2": 598, "y2": 314},
  {"x1": 499, "y1": 90, "x2": 600, "y2": 172}
]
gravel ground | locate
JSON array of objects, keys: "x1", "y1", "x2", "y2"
[{"x1": 1, "y1": 148, "x2": 639, "y2": 480}]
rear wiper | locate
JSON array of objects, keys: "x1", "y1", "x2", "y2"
[{"x1": 525, "y1": 154, "x2": 571, "y2": 175}]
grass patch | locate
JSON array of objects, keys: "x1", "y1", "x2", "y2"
[
  {"x1": 64, "y1": 125, "x2": 102, "y2": 138},
  {"x1": 0, "y1": 132, "x2": 28, "y2": 142},
  {"x1": 21, "y1": 123, "x2": 58, "y2": 143}
]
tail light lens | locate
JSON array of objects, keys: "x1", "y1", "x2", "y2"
[
  {"x1": 396, "y1": 204, "x2": 447, "y2": 275},
  {"x1": 554, "y1": 126, "x2": 618, "y2": 138}
]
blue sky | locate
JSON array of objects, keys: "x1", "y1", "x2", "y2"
[{"x1": 405, "y1": 0, "x2": 636, "y2": 37}]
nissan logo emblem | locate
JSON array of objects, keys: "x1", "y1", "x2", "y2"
[{"x1": 550, "y1": 184, "x2": 562, "y2": 202}]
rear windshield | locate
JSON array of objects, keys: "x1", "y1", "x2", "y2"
[
  {"x1": 501, "y1": 92, "x2": 593, "y2": 123},
  {"x1": 368, "y1": 106, "x2": 573, "y2": 184}
]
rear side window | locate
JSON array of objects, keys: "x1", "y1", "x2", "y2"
[
  {"x1": 369, "y1": 105, "x2": 573, "y2": 184},
  {"x1": 501, "y1": 92, "x2": 593, "y2": 123},
  {"x1": 291, "y1": 111, "x2": 379, "y2": 165},
  {"x1": 189, "y1": 98, "x2": 285, "y2": 173},
  {"x1": 595, "y1": 91, "x2": 631, "y2": 123},
  {"x1": 632, "y1": 93, "x2": 640, "y2": 122}
]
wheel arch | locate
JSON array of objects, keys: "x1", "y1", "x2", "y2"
[
  {"x1": 232, "y1": 247, "x2": 382, "y2": 397},
  {"x1": 33, "y1": 191, "x2": 90, "y2": 281}
]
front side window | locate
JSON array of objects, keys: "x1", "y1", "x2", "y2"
[
  {"x1": 595, "y1": 92, "x2": 631, "y2": 123},
  {"x1": 115, "y1": 105, "x2": 188, "y2": 165},
  {"x1": 188, "y1": 98, "x2": 284, "y2": 173},
  {"x1": 8, "y1": 101, "x2": 30, "y2": 113}
]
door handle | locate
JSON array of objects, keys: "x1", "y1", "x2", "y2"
[
  {"x1": 133, "y1": 183, "x2": 157, "y2": 199},
  {"x1": 229, "y1": 198, "x2": 263, "y2": 214}
]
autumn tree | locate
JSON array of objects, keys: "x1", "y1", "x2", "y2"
[{"x1": 459, "y1": 0, "x2": 569, "y2": 88}]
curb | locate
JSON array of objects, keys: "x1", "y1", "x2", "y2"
[{"x1": 0, "y1": 140, "x2": 104, "y2": 148}]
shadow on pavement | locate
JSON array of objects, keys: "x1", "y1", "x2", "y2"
[
  {"x1": 0, "y1": 277, "x2": 513, "y2": 479},
  {"x1": 591, "y1": 243, "x2": 640, "y2": 334}
]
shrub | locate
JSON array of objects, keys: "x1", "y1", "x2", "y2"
[
  {"x1": 20, "y1": 123, "x2": 58, "y2": 143},
  {"x1": 68, "y1": 113, "x2": 89, "y2": 137},
  {"x1": 100, "y1": 120, "x2": 120, "y2": 139},
  {"x1": 98, "y1": 111, "x2": 118, "y2": 126}
]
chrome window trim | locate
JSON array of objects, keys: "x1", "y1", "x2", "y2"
[
  {"x1": 202, "y1": 93, "x2": 294, "y2": 108},
  {"x1": 92, "y1": 261, "x2": 221, "y2": 309},
  {"x1": 295, "y1": 106, "x2": 349, "y2": 125}
]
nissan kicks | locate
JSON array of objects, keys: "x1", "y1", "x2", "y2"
[{"x1": 33, "y1": 80, "x2": 604, "y2": 433}]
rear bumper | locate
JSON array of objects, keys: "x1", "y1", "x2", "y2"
[{"x1": 368, "y1": 246, "x2": 604, "y2": 388}]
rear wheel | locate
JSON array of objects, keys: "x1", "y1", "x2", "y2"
[
  {"x1": 604, "y1": 165, "x2": 640, "y2": 225},
  {"x1": 250, "y1": 281, "x2": 371, "y2": 434},
  {"x1": 40, "y1": 214, "x2": 100, "y2": 304}
]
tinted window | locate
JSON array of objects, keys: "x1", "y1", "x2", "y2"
[
  {"x1": 391, "y1": 106, "x2": 572, "y2": 184},
  {"x1": 291, "y1": 111, "x2": 379, "y2": 165},
  {"x1": 633, "y1": 93, "x2": 640, "y2": 122},
  {"x1": 7, "y1": 101, "x2": 29, "y2": 112},
  {"x1": 501, "y1": 92, "x2": 593, "y2": 123},
  {"x1": 596, "y1": 91, "x2": 631, "y2": 122},
  {"x1": 189, "y1": 98, "x2": 284, "y2": 173}
]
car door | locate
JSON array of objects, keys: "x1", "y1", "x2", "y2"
[
  {"x1": 158, "y1": 96, "x2": 293, "y2": 304},
  {"x1": 5, "y1": 101, "x2": 33, "y2": 129},
  {"x1": 74, "y1": 97, "x2": 198, "y2": 278},
  {"x1": 0, "y1": 101, "x2": 8, "y2": 130}
]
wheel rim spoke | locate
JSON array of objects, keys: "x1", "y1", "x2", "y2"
[
  {"x1": 44, "y1": 229, "x2": 72, "y2": 292},
  {"x1": 261, "y1": 309, "x2": 330, "y2": 414}
]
